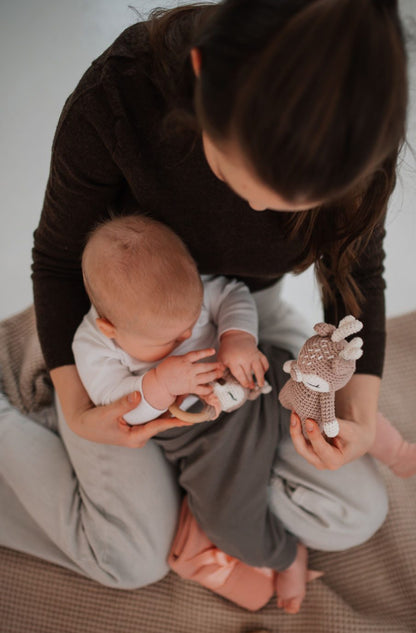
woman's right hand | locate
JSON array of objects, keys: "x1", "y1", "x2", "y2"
[{"x1": 50, "y1": 365, "x2": 190, "y2": 447}]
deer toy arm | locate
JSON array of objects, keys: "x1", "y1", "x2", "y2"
[{"x1": 319, "y1": 392, "x2": 339, "y2": 438}]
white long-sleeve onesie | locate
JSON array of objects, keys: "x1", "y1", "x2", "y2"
[{"x1": 72, "y1": 275, "x2": 258, "y2": 425}]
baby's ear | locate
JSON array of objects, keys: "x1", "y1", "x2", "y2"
[{"x1": 96, "y1": 317, "x2": 116, "y2": 339}]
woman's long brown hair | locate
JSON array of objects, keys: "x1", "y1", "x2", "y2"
[{"x1": 146, "y1": 0, "x2": 408, "y2": 316}]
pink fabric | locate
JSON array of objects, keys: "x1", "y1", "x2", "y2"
[{"x1": 168, "y1": 497, "x2": 275, "y2": 611}]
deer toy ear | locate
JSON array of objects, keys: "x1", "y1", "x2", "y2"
[
  {"x1": 283, "y1": 360, "x2": 302, "y2": 382},
  {"x1": 283, "y1": 360, "x2": 294, "y2": 374},
  {"x1": 314, "y1": 322, "x2": 335, "y2": 337}
]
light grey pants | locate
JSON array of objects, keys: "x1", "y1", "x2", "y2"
[{"x1": 0, "y1": 282, "x2": 388, "y2": 588}]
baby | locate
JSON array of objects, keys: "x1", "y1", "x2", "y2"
[
  {"x1": 73, "y1": 214, "x2": 310, "y2": 612},
  {"x1": 73, "y1": 215, "x2": 269, "y2": 425}
]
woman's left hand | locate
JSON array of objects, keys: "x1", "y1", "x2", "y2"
[{"x1": 289, "y1": 411, "x2": 376, "y2": 470}]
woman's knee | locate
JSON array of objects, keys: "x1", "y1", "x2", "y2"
[
  {"x1": 270, "y1": 446, "x2": 389, "y2": 552},
  {"x1": 341, "y1": 456, "x2": 388, "y2": 548},
  {"x1": 83, "y1": 510, "x2": 179, "y2": 590},
  {"x1": 101, "y1": 548, "x2": 171, "y2": 590}
]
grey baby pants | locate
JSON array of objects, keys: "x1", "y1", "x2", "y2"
[{"x1": 155, "y1": 344, "x2": 298, "y2": 571}]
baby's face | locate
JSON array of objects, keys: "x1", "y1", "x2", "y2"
[{"x1": 113, "y1": 312, "x2": 199, "y2": 363}]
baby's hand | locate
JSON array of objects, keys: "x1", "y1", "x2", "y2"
[
  {"x1": 217, "y1": 330, "x2": 269, "y2": 389},
  {"x1": 155, "y1": 348, "x2": 224, "y2": 400}
]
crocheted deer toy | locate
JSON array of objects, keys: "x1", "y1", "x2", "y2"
[{"x1": 278, "y1": 315, "x2": 363, "y2": 438}]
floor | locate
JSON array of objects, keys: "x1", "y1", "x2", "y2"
[{"x1": 1, "y1": 0, "x2": 415, "y2": 325}]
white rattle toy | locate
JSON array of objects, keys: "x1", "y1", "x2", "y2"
[{"x1": 169, "y1": 370, "x2": 272, "y2": 423}]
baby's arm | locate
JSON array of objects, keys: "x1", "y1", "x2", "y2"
[
  {"x1": 218, "y1": 330, "x2": 269, "y2": 388},
  {"x1": 74, "y1": 324, "x2": 223, "y2": 425},
  {"x1": 73, "y1": 324, "x2": 163, "y2": 425},
  {"x1": 204, "y1": 275, "x2": 268, "y2": 388},
  {"x1": 142, "y1": 348, "x2": 224, "y2": 410},
  {"x1": 82, "y1": 347, "x2": 222, "y2": 427}
]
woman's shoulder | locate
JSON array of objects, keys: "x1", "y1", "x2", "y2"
[
  {"x1": 62, "y1": 22, "x2": 153, "y2": 110},
  {"x1": 58, "y1": 11, "x2": 199, "y2": 139},
  {"x1": 69, "y1": 6, "x2": 202, "y2": 104},
  {"x1": 52, "y1": 22, "x2": 166, "y2": 156}
]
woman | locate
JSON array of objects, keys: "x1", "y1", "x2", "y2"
[{"x1": 0, "y1": 0, "x2": 407, "y2": 612}]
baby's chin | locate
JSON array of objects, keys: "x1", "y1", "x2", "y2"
[{"x1": 137, "y1": 346, "x2": 177, "y2": 364}]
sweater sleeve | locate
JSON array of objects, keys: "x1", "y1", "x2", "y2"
[
  {"x1": 324, "y1": 221, "x2": 386, "y2": 377},
  {"x1": 32, "y1": 89, "x2": 124, "y2": 371}
]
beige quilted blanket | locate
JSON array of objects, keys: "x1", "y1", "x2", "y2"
[{"x1": 0, "y1": 306, "x2": 415, "y2": 633}]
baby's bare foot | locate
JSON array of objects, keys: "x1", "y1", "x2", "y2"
[{"x1": 275, "y1": 542, "x2": 308, "y2": 614}]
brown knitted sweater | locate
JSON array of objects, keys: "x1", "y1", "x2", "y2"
[{"x1": 32, "y1": 11, "x2": 386, "y2": 374}]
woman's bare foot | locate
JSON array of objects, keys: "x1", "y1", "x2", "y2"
[
  {"x1": 371, "y1": 412, "x2": 416, "y2": 478},
  {"x1": 275, "y1": 542, "x2": 308, "y2": 614},
  {"x1": 388, "y1": 440, "x2": 416, "y2": 478}
]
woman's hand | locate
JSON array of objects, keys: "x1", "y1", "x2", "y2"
[
  {"x1": 289, "y1": 412, "x2": 376, "y2": 470},
  {"x1": 76, "y1": 392, "x2": 193, "y2": 447},
  {"x1": 289, "y1": 373, "x2": 380, "y2": 470},
  {"x1": 51, "y1": 364, "x2": 190, "y2": 448}
]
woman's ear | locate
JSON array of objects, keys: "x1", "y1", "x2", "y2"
[
  {"x1": 190, "y1": 47, "x2": 202, "y2": 78},
  {"x1": 96, "y1": 317, "x2": 116, "y2": 339}
]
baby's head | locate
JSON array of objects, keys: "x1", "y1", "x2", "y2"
[{"x1": 82, "y1": 215, "x2": 203, "y2": 362}]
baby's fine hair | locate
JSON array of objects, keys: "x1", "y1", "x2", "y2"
[{"x1": 82, "y1": 215, "x2": 203, "y2": 328}]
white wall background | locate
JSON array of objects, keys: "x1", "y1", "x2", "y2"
[{"x1": 1, "y1": 0, "x2": 415, "y2": 325}]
